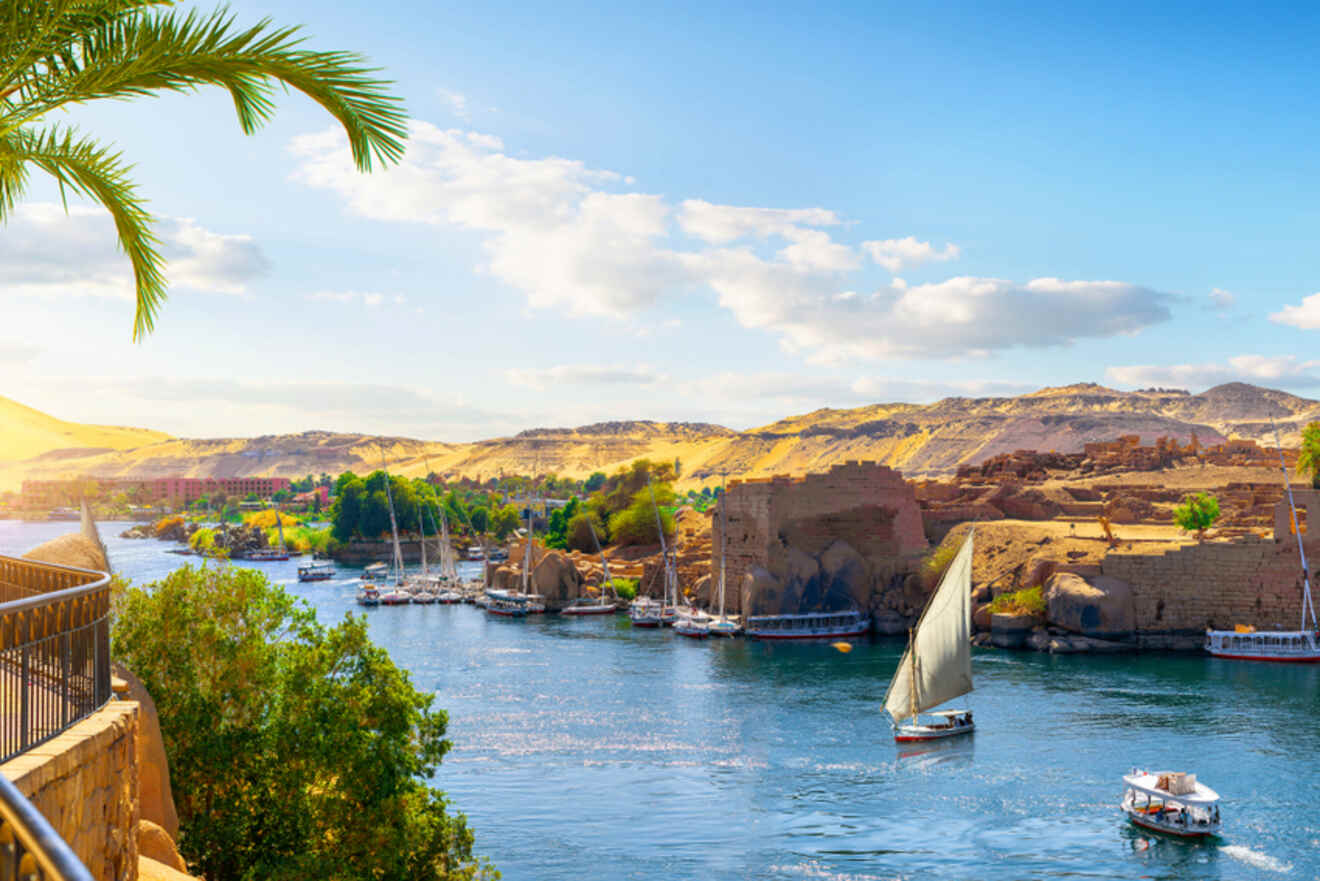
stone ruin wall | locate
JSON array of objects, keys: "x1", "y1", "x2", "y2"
[
  {"x1": 1099, "y1": 490, "x2": 1320, "y2": 645},
  {"x1": 712, "y1": 461, "x2": 928, "y2": 616}
]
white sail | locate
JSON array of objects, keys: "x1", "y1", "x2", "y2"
[{"x1": 883, "y1": 530, "x2": 974, "y2": 721}]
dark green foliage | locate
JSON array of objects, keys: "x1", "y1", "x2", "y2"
[
  {"x1": 608, "y1": 485, "x2": 676, "y2": 547},
  {"x1": 584, "y1": 471, "x2": 606, "y2": 493},
  {"x1": 565, "y1": 509, "x2": 607, "y2": 553},
  {"x1": 112, "y1": 565, "x2": 494, "y2": 881},
  {"x1": 543, "y1": 497, "x2": 579, "y2": 549},
  {"x1": 1174, "y1": 492, "x2": 1221, "y2": 539},
  {"x1": 468, "y1": 505, "x2": 490, "y2": 534}
]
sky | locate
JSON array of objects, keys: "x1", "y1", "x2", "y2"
[{"x1": 5, "y1": 0, "x2": 1320, "y2": 440}]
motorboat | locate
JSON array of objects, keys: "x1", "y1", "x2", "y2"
[
  {"x1": 361, "y1": 562, "x2": 390, "y2": 582},
  {"x1": 297, "y1": 560, "x2": 335, "y2": 582},
  {"x1": 884, "y1": 530, "x2": 976, "y2": 743},
  {"x1": 745, "y1": 610, "x2": 869, "y2": 640},
  {"x1": 246, "y1": 547, "x2": 290, "y2": 562},
  {"x1": 355, "y1": 585, "x2": 380, "y2": 607},
  {"x1": 561, "y1": 597, "x2": 618, "y2": 616},
  {"x1": 379, "y1": 587, "x2": 412, "y2": 605},
  {"x1": 674, "y1": 609, "x2": 712, "y2": 638},
  {"x1": 628, "y1": 597, "x2": 676, "y2": 628},
  {"x1": 1121, "y1": 770, "x2": 1221, "y2": 838}
]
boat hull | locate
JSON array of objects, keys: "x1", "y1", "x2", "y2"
[
  {"x1": 748, "y1": 624, "x2": 869, "y2": 640},
  {"x1": 1206, "y1": 649, "x2": 1320, "y2": 663},
  {"x1": 486, "y1": 607, "x2": 527, "y2": 618},
  {"x1": 1123, "y1": 809, "x2": 1218, "y2": 838},
  {"x1": 297, "y1": 573, "x2": 334, "y2": 582},
  {"x1": 561, "y1": 604, "x2": 617, "y2": 616},
  {"x1": 674, "y1": 626, "x2": 709, "y2": 639},
  {"x1": 894, "y1": 722, "x2": 975, "y2": 743}
]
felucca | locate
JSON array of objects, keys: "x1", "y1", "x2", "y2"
[
  {"x1": 561, "y1": 517, "x2": 617, "y2": 616},
  {"x1": 708, "y1": 482, "x2": 740, "y2": 637},
  {"x1": 883, "y1": 529, "x2": 975, "y2": 742},
  {"x1": 1205, "y1": 421, "x2": 1320, "y2": 662},
  {"x1": 248, "y1": 510, "x2": 291, "y2": 561}
]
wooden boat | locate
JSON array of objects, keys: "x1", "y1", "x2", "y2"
[
  {"x1": 883, "y1": 530, "x2": 976, "y2": 743},
  {"x1": 361, "y1": 562, "x2": 390, "y2": 582},
  {"x1": 355, "y1": 585, "x2": 381, "y2": 607},
  {"x1": 674, "y1": 609, "x2": 711, "y2": 638},
  {"x1": 297, "y1": 560, "x2": 335, "y2": 582},
  {"x1": 707, "y1": 482, "x2": 741, "y2": 637},
  {"x1": 562, "y1": 518, "x2": 618, "y2": 616},
  {"x1": 628, "y1": 480, "x2": 681, "y2": 629},
  {"x1": 379, "y1": 588, "x2": 412, "y2": 605},
  {"x1": 248, "y1": 510, "x2": 291, "y2": 560},
  {"x1": 1121, "y1": 770, "x2": 1221, "y2": 838},
  {"x1": 745, "y1": 610, "x2": 869, "y2": 640}
]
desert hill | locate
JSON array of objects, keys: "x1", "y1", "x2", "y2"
[
  {"x1": 0, "y1": 394, "x2": 170, "y2": 463},
  {"x1": 3, "y1": 383, "x2": 1318, "y2": 493}
]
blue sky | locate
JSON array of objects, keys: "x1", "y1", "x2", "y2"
[{"x1": 5, "y1": 0, "x2": 1320, "y2": 439}]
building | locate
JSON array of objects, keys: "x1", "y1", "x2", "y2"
[{"x1": 21, "y1": 476, "x2": 292, "y2": 510}]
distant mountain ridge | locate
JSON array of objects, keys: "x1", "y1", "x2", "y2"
[{"x1": 2, "y1": 383, "x2": 1317, "y2": 492}]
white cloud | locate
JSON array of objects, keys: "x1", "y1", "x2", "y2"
[
  {"x1": 1270, "y1": 292, "x2": 1320, "y2": 329},
  {"x1": 0, "y1": 340, "x2": 40, "y2": 365},
  {"x1": 504, "y1": 364, "x2": 666, "y2": 390},
  {"x1": 1208, "y1": 288, "x2": 1236, "y2": 311},
  {"x1": 0, "y1": 203, "x2": 269, "y2": 301},
  {"x1": 290, "y1": 122, "x2": 1171, "y2": 362},
  {"x1": 1106, "y1": 354, "x2": 1320, "y2": 389},
  {"x1": 437, "y1": 88, "x2": 470, "y2": 120},
  {"x1": 849, "y1": 376, "x2": 1035, "y2": 400},
  {"x1": 862, "y1": 236, "x2": 961, "y2": 272},
  {"x1": 304, "y1": 290, "x2": 403, "y2": 307}
]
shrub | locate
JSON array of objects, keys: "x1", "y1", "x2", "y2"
[
  {"x1": 113, "y1": 566, "x2": 494, "y2": 881},
  {"x1": 244, "y1": 509, "x2": 303, "y2": 529},
  {"x1": 607, "y1": 577, "x2": 638, "y2": 600},
  {"x1": 989, "y1": 585, "x2": 1045, "y2": 616},
  {"x1": 919, "y1": 534, "x2": 963, "y2": 591},
  {"x1": 153, "y1": 514, "x2": 185, "y2": 538},
  {"x1": 1174, "y1": 492, "x2": 1220, "y2": 539},
  {"x1": 188, "y1": 528, "x2": 218, "y2": 555}
]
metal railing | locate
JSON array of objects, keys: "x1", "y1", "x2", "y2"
[
  {"x1": 0, "y1": 557, "x2": 112, "y2": 764},
  {"x1": 0, "y1": 772, "x2": 94, "y2": 881}
]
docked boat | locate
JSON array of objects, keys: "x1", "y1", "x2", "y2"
[
  {"x1": 246, "y1": 547, "x2": 290, "y2": 561},
  {"x1": 1207, "y1": 422, "x2": 1320, "y2": 662},
  {"x1": 745, "y1": 610, "x2": 869, "y2": 640},
  {"x1": 297, "y1": 560, "x2": 335, "y2": 582},
  {"x1": 379, "y1": 588, "x2": 412, "y2": 605},
  {"x1": 674, "y1": 608, "x2": 712, "y2": 639},
  {"x1": 485, "y1": 589, "x2": 544, "y2": 616},
  {"x1": 1121, "y1": 770, "x2": 1221, "y2": 838},
  {"x1": 355, "y1": 585, "x2": 381, "y2": 607},
  {"x1": 467, "y1": 545, "x2": 485, "y2": 561},
  {"x1": 361, "y1": 562, "x2": 390, "y2": 582},
  {"x1": 628, "y1": 596, "x2": 669, "y2": 628},
  {"x1": 628, "y1": 481, "x2": 682, "y2": 629},
  {"x1": 883, "y1": 530, "x2": 976, "y2": 743}
]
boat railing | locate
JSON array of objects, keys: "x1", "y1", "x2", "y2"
[{"x1": 0, "y1": 556, "x2": 112, "y2": 764}]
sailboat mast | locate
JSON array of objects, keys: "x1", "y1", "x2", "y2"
[
  {"x1": 648, "y1": 480, "x2": 671, "y2": 609},
  {"x1": 587, "y1": 517, "x2": 612, "y2": 604},
  {"x1": 907, "y1": 629, "x2": 918, "y2": 724},
  {"x1": 417, "y1": 500, "x2": 429, "y2": 576},
  {"x1": 380, "y1": 451, "x2": 404, "y2": 585},
  {"x1": 1272, "y1": 420, "x2": 1317, "y2": 630}
]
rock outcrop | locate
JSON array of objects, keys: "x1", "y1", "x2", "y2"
[
  {"x1": 112, "y1": 664, "x2": 179, "y2": 838},
  {"x1": 1044, "y1": 572, "x2": 1135, "y2": 640},
  {"x1": 531, "y1": 550, "x2": 584, "y2": 607}
]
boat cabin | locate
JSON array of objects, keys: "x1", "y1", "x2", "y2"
[{"x1": 1121, "y1": 770, "x2": 1221, "y2": 838}]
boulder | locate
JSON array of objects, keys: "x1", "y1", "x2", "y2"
[
  {"x1": 991, "y1": 612, "x2": 1036, "y2": 649},
  {"x1": 689, "y1": 574, "x2": 713, "y2": 607},
  {"x1": 137, "y1": 820, "x2": 186, "y2": 873},
  {"x1": 138, "y1": 856, "x2": 201, "y2": 881},
  {"x1": 112, "y1": 664, "x2": 179, "y2": 838},
  {"x1": 1026, "y1": 629, "x2": 1052, "y2": 652},
  {"x1": 1020, "y1": 555, "x2": 1056, "y2": 591},
  {"x1": 531, "y1": 550, "x2": 583, "y2": 605},
  {"x1": 873, "y1": 609, "x2": 908, "y2": 635},
  {"x1": 818, "y1": 540, "x2": 870, "y2": 610},
  {"x1": 740, "y1": 567, "x2": 784, "y2": 616},
  {"x1": 972, "y1": 603, "x2": 993, "y2": 632},
  {"x1": 1044, "y1": 572, "x2": 1135, "y2": 640},
  {"x1": 780, "y1": 546, "x2": 819, "y2": 610},
  {"x1": 1104, "y1": 495, "x2": 1154, "y2": 524}
]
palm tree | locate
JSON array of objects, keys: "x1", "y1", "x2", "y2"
[{"x1": 0, "y1": 1, "x2": 407, "y2": 340}]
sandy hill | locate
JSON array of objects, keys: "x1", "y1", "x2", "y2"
[
  {"x1": 0, "y1": 394, "x2": 170, "y2": 463},
  {"x1": 3, "y1": 383, "x2": 1318, "y2": 493}
]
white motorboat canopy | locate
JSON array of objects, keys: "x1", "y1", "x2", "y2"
[{"x1": 1123, "y1": 771, "x2": 1220, "y2": 806}]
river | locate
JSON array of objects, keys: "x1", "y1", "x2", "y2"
[{"x1": 3, "y1": 520, "x2": 1315, "y2": 880}]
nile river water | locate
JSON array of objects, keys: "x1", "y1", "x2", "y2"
[{"x1": 3, "y1": 520, "x2": 1316, "y2": 880}]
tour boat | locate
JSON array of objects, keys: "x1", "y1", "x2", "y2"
[
  {"x1": 1206, "y1": 424, "x2": 1320, "y2": 662},
  {"x1": 355, "y1": 585, "x2": 380, "y2": 607},
  {"x1": 1121, "y1": 770, "x2": 1221, "y2": 838},
  {"x1": 361, "y1": 562, "x2": 390, "y2": 582},
  {"x1": 883, "y1": 530, "x2": 976, "y2": 743},
  {"x1": 674, "y1": 609, "x2": 712, "y2": 638},
  {"x1": 297, "y1": 560, "x2": 335, "y2": 582},
  {"x1": 246, "y1": 547, "x2": 290, "y2": 561},
  {"x1": 745, "y1": 610, "x2": 870, "y2": 640},
  {"x1": 379, "y1": 588, "x2": 412, "y2": 605}
]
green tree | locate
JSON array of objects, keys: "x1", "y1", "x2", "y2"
[
  {"x1": 1, "y1": 2, "x2": 406, "y2": 340},
  {"x1": 113, "y1": 565, "x2": 492, "y2": 880},
  {"x1": 543, "y1": 497, "x2": 579, "y2": 549},
  {"x1": 584, "y1": 471, "x2": 607, "y2": 493},
  {"x1": 490, "y1": 504, "x2": 521, "y2": 541},
  {"x1": 468, "y1": 505, "x2": 490, "y2": 535},
  {"x1": 1174, "y1": 492, "x2": 1221, "y2": 540},
  {"x1": 1297, "y1": 422, "x2": 1320, "y2": 489},
  {"x1": 334, "y1": 471, "x2": 360, "y2": 496},
  {"x1": 609, "y1": 486, "x2": 676, "y2": 546},
  {"x1": 565, "y1": 509, "x2": 606, "y2": 553},
  {"x1": 330, "y1": 477, "x2": 365, "y2": 542}
]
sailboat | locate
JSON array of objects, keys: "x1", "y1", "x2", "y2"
[
  {"x1": 376, "y1": 459, "x2": 412, "y2": 606},
  {"x1": 561, "y1": 517, "x2": 617, "y2": 616},
  {"x1": 631, "y1": 481, "x2": 680, "y2": 628},
  {"x1": 883, "y1": 529, "x2": 976, "y2": 742},
  {"x1": 1206, "y1": 423, "x2": 1320, "y2": 661},
  {"x1": 408, "y1": 500, "x2": 438, "y2": 603},
  {"x1": 248, "y1": 509, "x2": 291, "y2": 561},
  {"x1": 708, "y1": 483, "x2": 740, "y2": 637},
  {"x1": 488, "y1": 487, "x2": 545, "y2": 616}
]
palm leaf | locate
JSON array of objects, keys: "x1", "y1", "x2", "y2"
[{"x1": 0, "y1": 125, "x2": 165, "y2": 340}]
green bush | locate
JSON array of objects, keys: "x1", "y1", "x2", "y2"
[
  {"x1": 1174, "y1": 492, "x2": 1220, "y2": 539},
  {"x1": 113, "y1": 566, "x2": 494, "y2": 881},
  {"x1": 607, "y1": 577, "x2": 638, "y2": 600},
  {"x1": 989, "y1": 585, "x2": 1045, "y2": 616},
  {"x1": 919, "y1": 534, "x2": 963, "y2": 591}
]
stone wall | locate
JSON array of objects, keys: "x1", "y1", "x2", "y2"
[
  {"x1": 713, "y1": 461, "x2": 927, "y2": 615},
  {"x1": 1, "y1": 700, "x2": 140, "y2": 881},
  {"x1": 1100, "y1": 491, "x2": 1319, "y2": 646}
]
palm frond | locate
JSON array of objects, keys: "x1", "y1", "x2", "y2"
[
  {"x1": 4, "y1": 6, "x2": 407, "y2": 171},
  {"x1": 0, "y1": 0, "x2": 170, "y2": 89},
  {"x1": 0, "y1": 125, "x2": 164, "y2": 340}
]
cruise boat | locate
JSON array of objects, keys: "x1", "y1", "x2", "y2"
[
  {"x1": 1121, "y1": 770, "x2": 1221, "y2": 838},
  {"x1": 745, "y1": 610, "x2": 870, "y2": 640},
  {"x1": 883, "y1": 531, "x2": 976, "y2": 743},
  {"x1": 297, "y1": 560, "x2": 335, "y2": 582},
  {"x1": 355, "y1": 585, "x2": 380, "y2": 607},
  {"x1": 1206, "y1": 423, "x2": 1320, "y2": 662}
]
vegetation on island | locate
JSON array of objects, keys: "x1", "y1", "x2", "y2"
[
  {"x1": 113, "y1": 565, "x2": 495, "y2": 881},
  {"x1": 1297, "y1": 421, "x2": 1320, "y2": 488},
  {"x1": 1, "y1": 1, "x2": 407, "y2": 339},
  {"x1": 989, "y1": 585, "x2": 1046, "y2": 616},
  {"x1": 1174, "y1": 492, "x2": 1221, "y2": 540}
]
